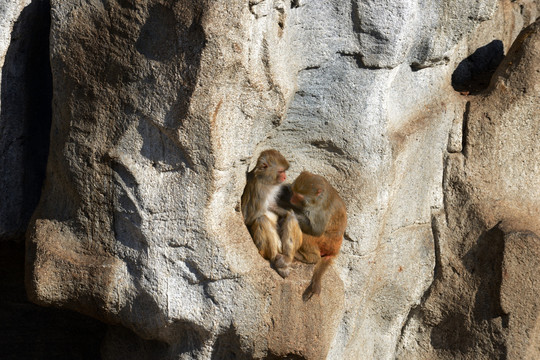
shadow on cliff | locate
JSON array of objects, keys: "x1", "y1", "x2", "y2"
[
  {"x1": 451, "y1": 40, "x2": 504, "y2": 94},
  {"x1": 429, "y1": 225, "x2": 508, "y2": 357},
  {"x1": 0, "y1": 1, "x2": 107, "y2": 359},
  {"x1": 0, "y1": 241, "x2": 107, "y2": 360},
  {"x1": 0, "y1": 0, "x2": 52, "y2": 238}
]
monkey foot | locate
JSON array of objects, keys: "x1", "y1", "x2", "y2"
[
  {"x1": 274, "y1": 254, "x2": 287, "y2": 268},
  {"x1": 273, "y1": 255, "x2": 292, "y2": 278},
  {"x1": 275, "y1": 266, "x2": 290, "y2": 278}
]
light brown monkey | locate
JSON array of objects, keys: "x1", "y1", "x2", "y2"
[
  {"x1": 241, "y1": 150, "x2": 302, "y2": 278},
  {"x1": 289, "y1": 171, "x2": 347, "y2": 300}
]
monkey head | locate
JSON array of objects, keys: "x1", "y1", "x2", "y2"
[
  {"x1": 290, "y1": 171, "x2": 326, "y2": 208},
  {"x1": 254, "y1": 149, "x2": 289, "y2": 185}
]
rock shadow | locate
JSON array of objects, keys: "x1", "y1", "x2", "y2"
[
  {"x1": 462, "y1": 225, "x2": 505, "y2": 322},
  {"x1": 428, "y1": 225, "x2": 508, "y2": 356},
  {"x1": 138, "y1": 118, "x2": 193, "y2": 173},
  {"x1": 136, "y1": 3, "x2": 206, "y2": 129},
  {"x1": 451, "y1": 40, "x2": 504, "y2": 94},
  {"x1": 0, "y1": 240, "x2": 107, "y2": 360},
  {"x1": 135, "y1": 4, "x2": 178, "y2": 62},
  {"x1": 211, "y1": 325, "x2": 252, "y2": 360},
  {"x1": 0, "y1": 0, "x2": 52, "y2": 239},
  {"x1": 104, "y1": 321, "x2": 209, "y2": 359},
  {"x1": 103, "y1": 325, "x2": 170, "y2": 360},
  {"x1": 430, "y1": 312, "x2": 475, "y2": 352}
]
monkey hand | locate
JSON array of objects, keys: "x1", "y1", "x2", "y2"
[
  {"x1": 275, "y1": 266, "x2": 290, "y2": 278},
  {"x1": 268, "y1": 204, "x2": 289, "y2": 218},
  {"x1": 276, "y1": 184, "x2": 294, "y2": 210},
  {"x1": 295, "y1": 213, "x2": 312, "y2": 234},
  {"x1": 273, "y1": 254, "x2": 290, "y2": 278},
  {"x1": 282, "y1": 209, "x2": 297, "y2": 221}
]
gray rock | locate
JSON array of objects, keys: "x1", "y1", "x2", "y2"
[
  {"x1": 352, "y1": 0, "x2": 499, "y2": 69},
  {"x1": 397, "y1": 18, "x2": 540, "y2": 360}
]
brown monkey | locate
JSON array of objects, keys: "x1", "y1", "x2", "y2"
[
  {"x1": 241, "y1": 150, "x2": 302, "y2": 278},
  {"x1": 289, "y1": 171, "x2": 347, "y2": 300}
]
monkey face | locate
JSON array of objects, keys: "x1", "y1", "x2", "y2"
[
  {"x1": 290, "y1": 191, "x2": 305, "y2": 207},
  {"x1": 276, "y1": 169, "x2": 286, "y2": 183},
  {"x1": 254, "y1": 149, "x2": 289, "y2": 185},
  {"x1": 256, "y1": 162, "x2": 287, "y2": 185}
]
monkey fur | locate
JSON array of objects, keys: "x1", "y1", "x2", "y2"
[
  {"x1": 241, "y1": 150, "x2": 302, "y2": 278},
  {"x1": 288, "y1": 171, "x2": 347, "y2": 300}
]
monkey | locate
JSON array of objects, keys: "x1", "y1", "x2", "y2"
[
  {"x1": 287, "y1": 171, "x2": 347, "y2": 300},
  {"x1": 241, "y1": 150, "x2": 302, "y2": 278}
]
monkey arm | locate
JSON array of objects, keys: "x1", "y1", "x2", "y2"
[
  {"x1": 307, "y1": 214, "x2": 327, "y2": 237},
  {"x1": 295, "y1": 209, "x2": 329, "y2": 237},
  {"x1": 295, "y1": 213, "x2": 311, "y2": 233},
  {"x1": 268, "y1": 203, "x2": 290, "y2": 217},
  {"x1": 293, "y1": 212, "x2": 319, "y2": 236},
  {"x1": 267, "y1": 184, "x2": 296, "y2": 218}
]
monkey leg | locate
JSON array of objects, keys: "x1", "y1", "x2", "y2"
[
  {"x1": 250, "y1": 215, "x2": 281, "y2": 261},
  {"x1": 303, "y1": 255, "x2": 335, "y2": 301},
  {"x1": 274, "y1": 211, "x2": 303, "y2": 278},
  {"x1": 278, "y1": 212, "x2": 303, "y2": 264},
  {"x1": 294, "y1": 235, "x2": 321, "y2": 264}
]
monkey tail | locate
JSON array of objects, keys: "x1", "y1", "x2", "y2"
[{"x1": 303, "y1": 255, "x2": 334, "y2": 301}]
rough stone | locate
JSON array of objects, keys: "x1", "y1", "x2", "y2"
[
  {"x1": 352, "y1": 0, "x2": 500, "y2": 69},
  {"x1": 501, "y1": 232, "x2": 540, "y2": 359},
  {"x1": 397, "y1": 18, "x2": 540, "y2": 360},
  {"x1": 26, "y1": 0, "x2": 337, "y2": 358}
]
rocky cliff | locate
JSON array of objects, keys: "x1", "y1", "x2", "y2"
[{"x1": 1, "y1": 0, "x2": 539, "y2": 359}]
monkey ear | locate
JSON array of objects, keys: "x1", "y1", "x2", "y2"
[{"x1": 316, "y1": 188, "x2": 323, "y2": 196}]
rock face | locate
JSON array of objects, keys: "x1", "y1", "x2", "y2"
[
  {"x1": 0, "y1": 0, "x2": 537, "y2": 358},
  {"x1": 397, "y1": 18, "x2": 540, "y2": 359}
]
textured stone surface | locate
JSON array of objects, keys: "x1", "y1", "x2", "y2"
[
  {"x1": 27, "y1": 0, "x2": 338, "y2": 358},
  {"x1": 502, "y1": 232, "x2": 540, "y2": 359},
  {"x1": 0, "y1": 2, "x2": 105, "y2": 358},
  {"x1": 0, "y1": 0, "x2": 536, "y2": 359},
  {"x1": 353, "y1": 0, "x2": 500, "y2": 69},
  {"x1": 397, "y1": 18, "x2": 540, "y2": 360}
]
